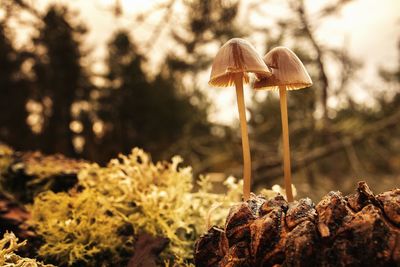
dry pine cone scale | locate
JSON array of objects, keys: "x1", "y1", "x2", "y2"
[{"x1": 194, "y1": 182, "x2": 400, "y2": 267}]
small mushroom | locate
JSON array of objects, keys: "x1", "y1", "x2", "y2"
[
  {"x1": 254, "y1": 47, "x2": 312, "y2": 202},
  {"x1": 209, "y1": 38, "x2": 271, "y2": 201}
]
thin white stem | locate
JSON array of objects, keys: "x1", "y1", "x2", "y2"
[
  {"x1": 234, "y1": 74, "x2": 251, "y2": 201},
  {"x1": 279, "y1": 86, "x2": 294, "y2": 202}
]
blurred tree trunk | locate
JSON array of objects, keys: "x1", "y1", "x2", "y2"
[
  {"x1": 0, "y1": 22, "x2": 32, "y2": 150},
  {"x1": 33, "y1": 6, "x2": 88, "y2": 157}
]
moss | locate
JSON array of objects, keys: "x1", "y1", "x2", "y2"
[
  {"x1": 1, "y1": 150, "x2": 87, "y2": 203},
  {"x1": 20, "y1": 152, "x2": 87, "y2": 187},
  {"x1": 30, "y1": 190, "x2": 133, "y2": 266},
  {"x1": 29, "y1": 148, "x2": 277, "y2": 265},
  {"x1": 260, "y1": 184, "x2": 297, "y2": 200},
  {"x1": 76, "y1": 149, "x2": 244, "y2": 260},
  {"x1": 0, "y1": 231, "x2": 55, "y2": 267},
  {"x1": 0, "y1": 144, "x2": 14, "y2": 190},
  {"x1": 0, "y1": 144, "x2": 14, "y2": 199}
]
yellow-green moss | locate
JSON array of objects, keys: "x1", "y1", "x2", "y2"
[
  {"x1": 0, "y1": 146, "x2": 87, "y2": 203},
  {"x1": 0, "y1": 231, "x2": 55, "y2": 267},
  {"x1": 0, "y1": 144, "x2": 13, "y2": 177},
  {"x1": 20, "y1": 152, "x2": 87, "y2": 182},
  {"x1": 76, "y1": 149, "x2": 245, "y2": 260},
  {"x1": 29, "y1": 148, "x2": 277, "y2": 266},
  {"x1": 0, "y1": 144, "x2": 13, "y2": 193},
  {"x1": 16, "y1": 152, "x2": 88, "y2": 198},
  {"x1": 30, "y1": 189, "x2": 133, "y2": 266}
]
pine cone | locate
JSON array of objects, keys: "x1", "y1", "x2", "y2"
[{"x1": 194, "y1": 182, "x2": 400, "y2": 266}]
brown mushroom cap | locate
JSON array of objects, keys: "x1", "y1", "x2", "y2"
[
  {"x1": 209, "y1": 38, "x2": 272, "y2": 87},
  {"x1": 253, "y1": 46, "x2": 312, "y2": 90}
]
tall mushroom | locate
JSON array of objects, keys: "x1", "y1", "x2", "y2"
[
  {"x1": 254, "y1": 47, "x2": 312, "y2": 202},
  {"x1": 209, "y1": 38, "x2": 271, "y2": 201}
]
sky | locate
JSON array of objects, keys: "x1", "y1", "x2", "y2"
[{"x1": 21, "y1": 0, "x2": 400, "y2": 124}]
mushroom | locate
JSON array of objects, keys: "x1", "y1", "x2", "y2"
[
  {"x1": 254, "y1": 47, "x2": 312, "y2": 202},
  {"x1": 209, "y1": 38, "x2": 272, "y2": 201}
]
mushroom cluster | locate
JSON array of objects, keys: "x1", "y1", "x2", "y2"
[
  {"x1": 209, "y1": 38, "x2": 312, "y2": 201},
  {"x1": 200, "y1": 38, "x2": 399, "y2": 266}
]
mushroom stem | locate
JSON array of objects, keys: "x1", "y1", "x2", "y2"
[
  {"x1": 279, "y1": 86, "x2": 294, "y2": 202},
  {"x1": 234, "y1": 74, "x2": 251, "y2": 201}
]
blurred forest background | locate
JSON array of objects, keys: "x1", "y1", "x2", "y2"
[{"x1": 0, "y1": 0, "x2": 399, "y2": 200}]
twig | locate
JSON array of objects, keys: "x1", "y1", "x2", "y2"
[
  {"x1": 294, "y1": 0, "x2": 329, "y2": 120},
  {"x1": 143, "y1": 0, "x2": 176, "y2": 51},
  {"x1": 253, "y1": 108, "x2": 400, "y2": 187}
]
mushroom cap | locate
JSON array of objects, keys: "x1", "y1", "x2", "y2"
[
  {"x1": 253, "y1": 46, "x2": 312, "y2": 91},
  {"x1": 209, "y1": 38, "x2": 272, "y2": 87}
]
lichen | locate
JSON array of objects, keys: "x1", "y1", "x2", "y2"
[
  {"x1": 0, "y1": 231, "x2": 55, "y2": 267},
  {"x1": 0, "y1": 144, "x2": 14, "y2": 194},
  {"x1": 0, "y1": 144, "x2": 13, "y2": 179},
  {"x1": 15, "y1": 152, "x2": 88, "y2": 196},
  {"x1": 1, "y1": 150, "x2": 87, "y2": 203},
  {"x1": 260, "y1": 184, "x2": 297, "y2": 200},
  {"x1": 29, "y1": 148, "x2": 276, "y2": 266},
  {"x1": 19, "y1": 152, "x2": 87, "y2": 181},
  {"x1": 76, "y1": 149, "x2": 245, "y2": 260},
  {"x1": 30, "y1": 189, "x2": 134, "y2": 266}
]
